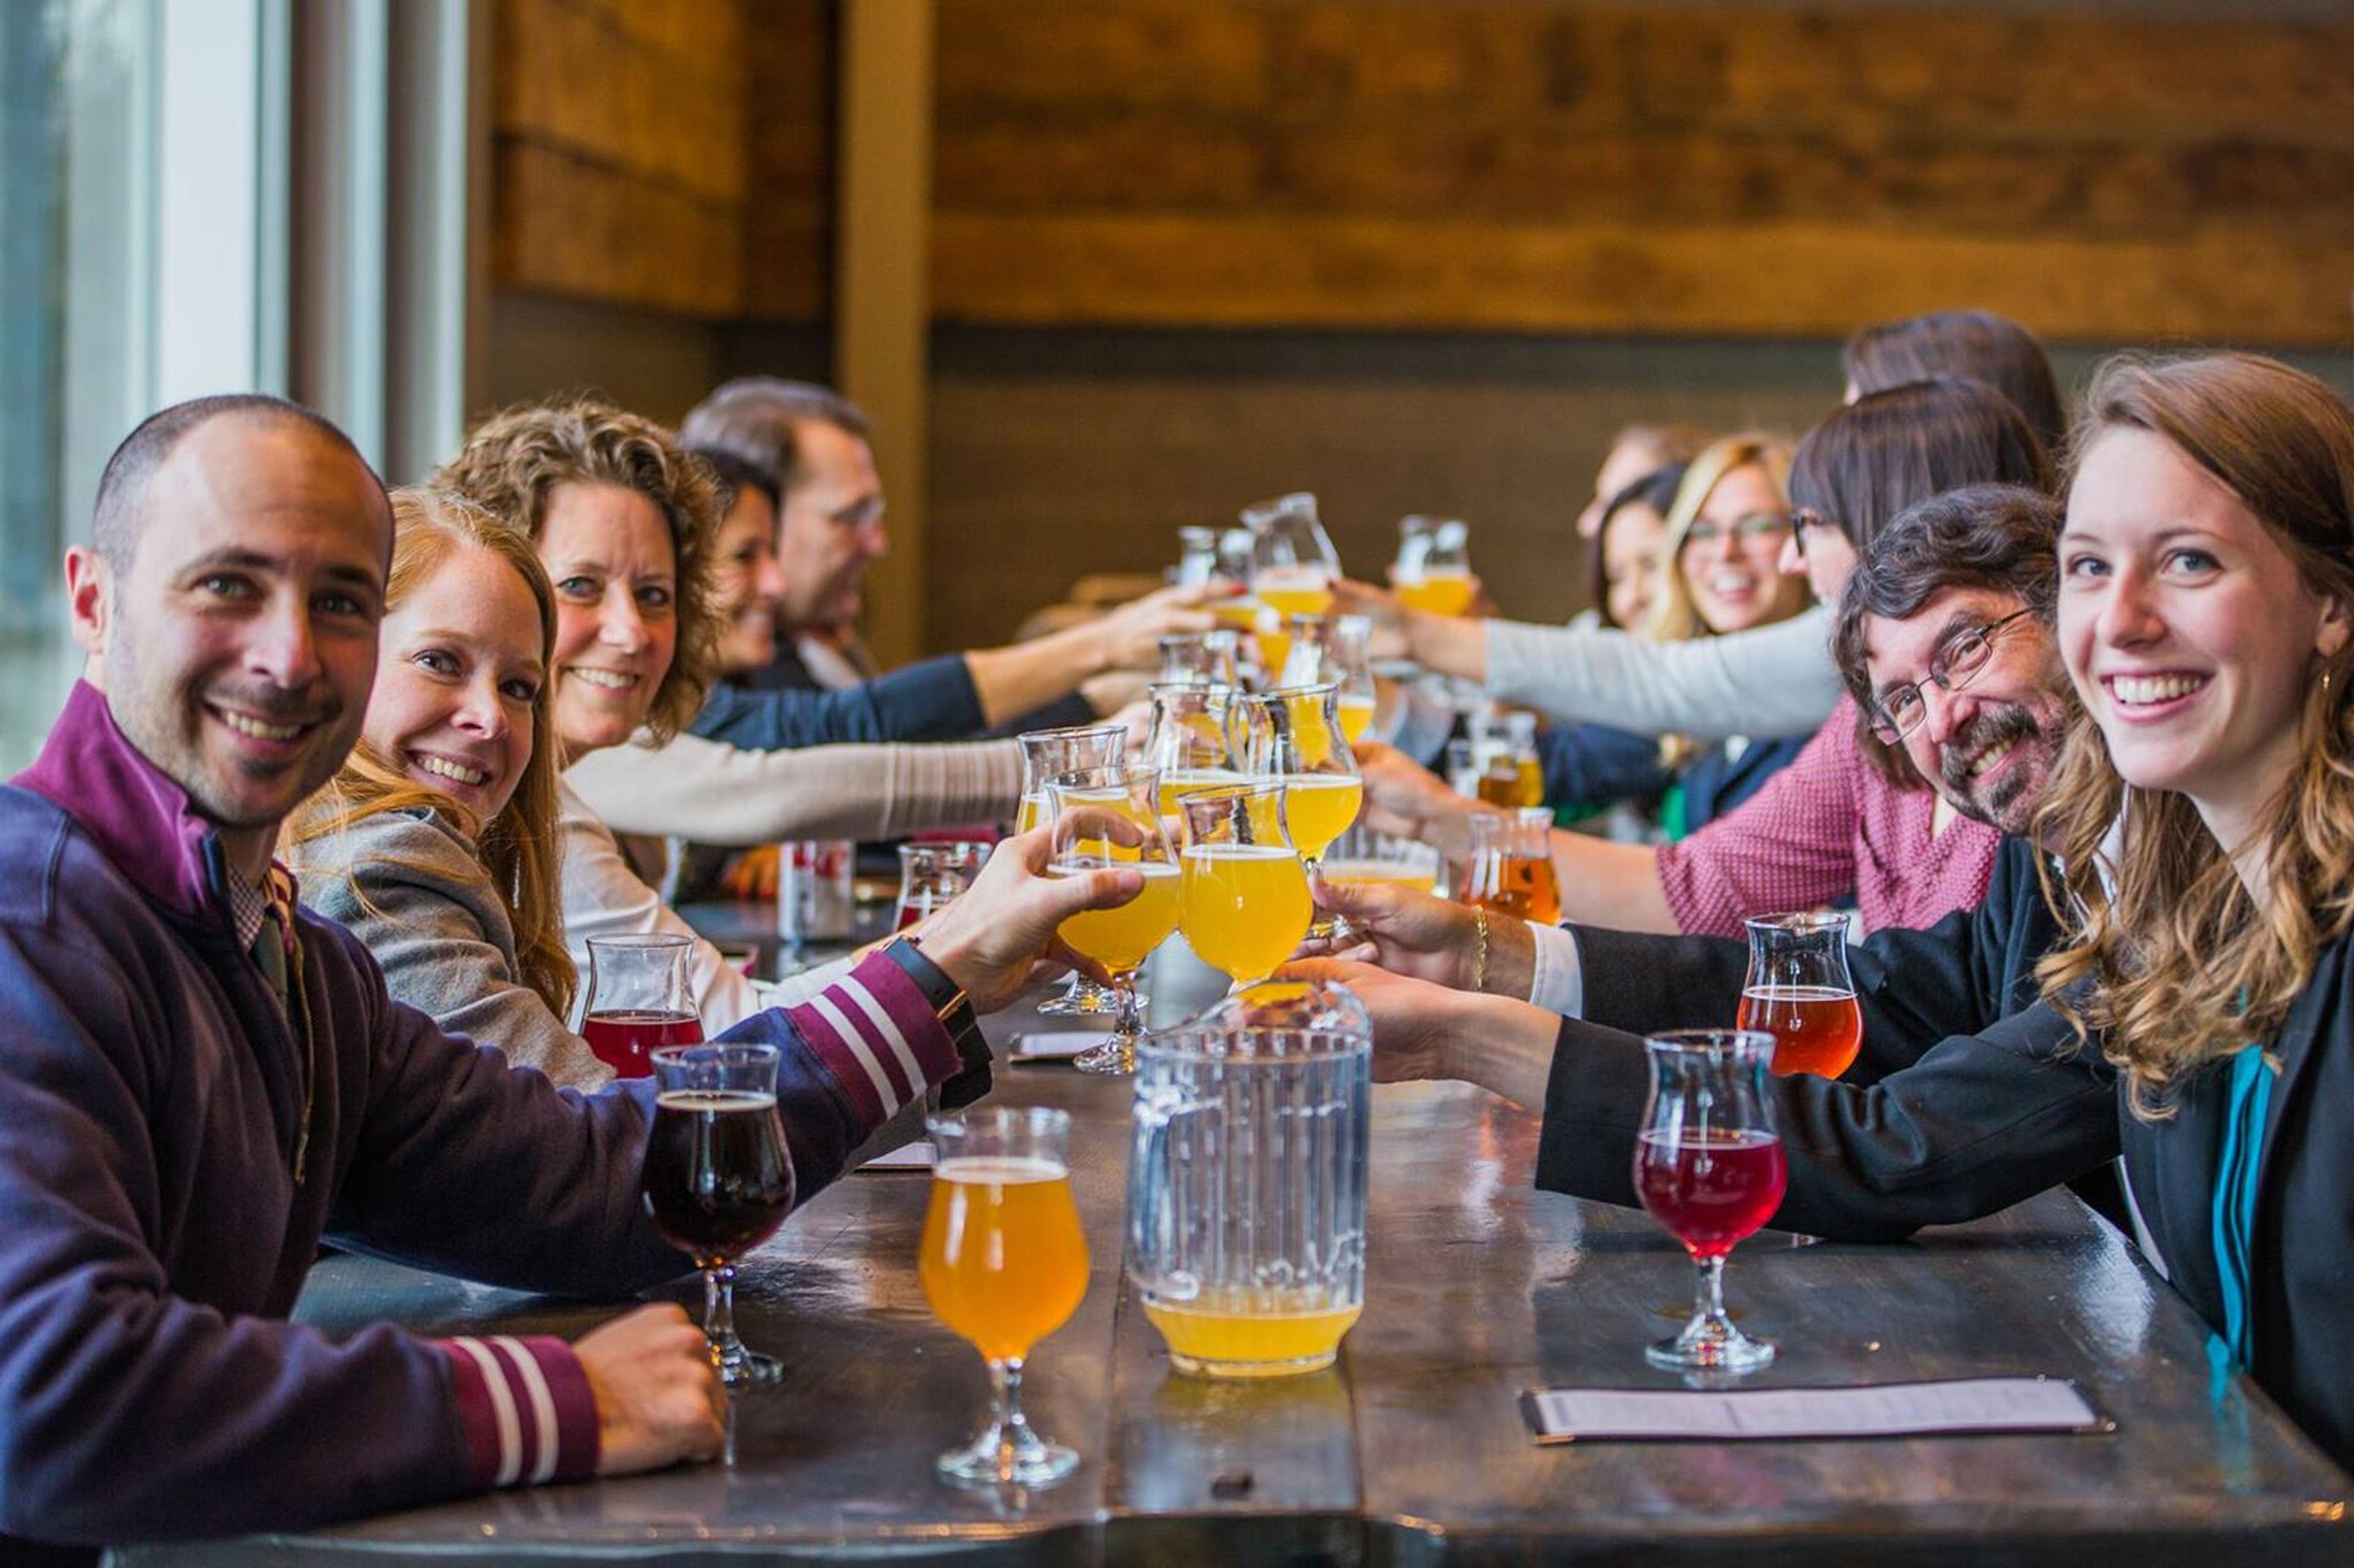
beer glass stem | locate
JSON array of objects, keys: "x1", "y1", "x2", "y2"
[
  {"x1": 1689, "y1": 1254, "x2": 1731, "y2": 1340},
  {"x1": 704, "y1": 1261, "x2": 748, "y2": 1383},
  {"x1": 982, "y1": 1355, "x2": 1041, "y2": 1480},
  {"x1": 1302, "y1": 854, "x2": 1337, "y2": 939}
]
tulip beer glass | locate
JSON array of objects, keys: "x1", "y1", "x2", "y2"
[
  {"x1": 1460, "y1": 808, "x2": 1561, "y2": 924},
  {"x1": 582, "y1": 933, "x2": 701, "y2": 1078},
  {"x1": 645, "y1": 1043, "x2": 793, "y2": 1388},
  {"x1": 1243, "y1": 491, "x2": 1341, "y2": 620},
  {"x1": 1634, "y1": 1029, "x2": 1786, "y2": 1372},
  {"x1": 1393, "y1": 515, "x2": 1477, "y2": 616},
  {"x1": 1048, "y1": 767, "x2": 1181, "y2": 1075},
  {"x1": 920, "y1": 1107, "x2": 1089, "y2": 1488},
  {"x1": 1016, "y1": 722, "x2": 1128, "y2": 1015},
  {"x1": 1141, "y1": 683, "x2": 1241, "y2": 818},
  {"x1": 1177, "y1": 782, "x2": 1312, "y2": 989},
  {"x1": 1128, "y1": 1001, "x2": 1371, "y2": 1377},
  {"x1": 1738, "y1": 911, "x2": 1864, "y2": 1078},
  {"x1": 1157, "y1": 629, "x2": 1242, "y2": 690},
  {"x1": 1232, "y1": 683, "x2": 1363, "y2": 938}
]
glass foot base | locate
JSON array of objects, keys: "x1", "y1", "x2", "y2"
[
  {"x1": 1645, "y1": 1325, "x2": 1775, "y2": 1374},
  {"x1": 717, "y1": 1347, "x2": 785, "y2": 1392},
  {"x1": 936, "y1": 1429, "x2": 1080, "y2": 1490},
  {"x1": 1072, "y1": 1038, "x2": 1135, "y2": 1074},
  {"x1": 1039, "y1": 983, "x2": 1135, "y2": 1017}
]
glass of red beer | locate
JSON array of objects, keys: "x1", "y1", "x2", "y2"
[
  {"x1": 1634, "y1": 1029, "x2": 1786, "y2": 1372},
  {"x1": 1737, "y1": 911, "x2": 1862, "y2": 1078},
  {"x1": 646, "y1": 1042, "x2": 793, "y2": 1391},
  {"x1": 581, "y1": 933, "x2": 702, "y2": 1079}
]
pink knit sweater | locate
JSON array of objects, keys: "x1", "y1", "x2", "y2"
[{"x1": 1655, "y1": 698, "x2": 2002, "y2": 938}]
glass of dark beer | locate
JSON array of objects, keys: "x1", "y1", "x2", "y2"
[
  {"x1": 582, "y1": 933, "x2": 701, "y2": 1078},
  {"x1": 646, "y1": 1043, "x2": 794, "y2": 1390}
]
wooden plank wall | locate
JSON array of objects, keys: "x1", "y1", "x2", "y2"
[
  {"x1": 493, "y1": 0, "x2": 2354, "y2": 344},
  {"x1": 492, "y1": 0, "x2": 832, "y2": 321},
  {"x1": 929, "y1": 1, "x2": 2354, "y2": 345}
]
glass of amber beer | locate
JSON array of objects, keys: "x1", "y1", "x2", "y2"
[
  {"x1": 1016, "y1": 723, "x2": 1129, "y2": 1016},
  {"x1": 1176, "y1": 781, "x2": 1314, "y2": 990},
  {"x1": 920, "y1": 1106, "x2": 1091, "y2": 1488},
  {"x1": 1232, "y1": 683, "x2": 1363, "y2": 938},
  {"x1": 1737, "y1": 911, "x2": 1863, "y2": 1078},
  {"x1": 1460, "y1": 807, "x2": 1562, "y2": 924},
  {"x1": 1047, "y1": 767, "x2": 1182, "y2": 1075}
]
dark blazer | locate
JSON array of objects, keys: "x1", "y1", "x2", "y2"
[
  {"x1": 1539, "y1": 727, "x2": 1808, "y2": 838},
  {"x1": 691, "y1": 652, "x2": 985, "y2": 750},
  {"x1": 1534, "y1": 838, "x2": 2354, "y2": 1470}
]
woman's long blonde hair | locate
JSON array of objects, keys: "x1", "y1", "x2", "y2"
[
  {"x1": 2034, "y1": 354, "x2": 2354, "y2": 1115},
  {"x1": 289, "y1": 488, "x2": 577, "y2": 1020},
  {"x1": 1639, "y1": 433, "x2": 1794, "y2": 767}
]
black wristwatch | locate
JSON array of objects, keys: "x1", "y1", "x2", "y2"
[{"x1": 882, "y1": 937, "x2": 992, "y2": 1104}]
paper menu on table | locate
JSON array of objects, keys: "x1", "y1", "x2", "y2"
[
  {"x1": 1520, "y1": 1377, "x2": 2108, "y2": 1444},
  {"x1": 856, "y1": 1140, "x2": 939, "y2": 1171}
]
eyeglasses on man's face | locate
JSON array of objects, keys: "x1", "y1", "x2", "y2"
[
  {"x1": 1868, "y1": 608, "x2": 2036, "y2": 744},
  {"x1": 1680, "y1": 512, "x2": 1792, "y2": 551}
]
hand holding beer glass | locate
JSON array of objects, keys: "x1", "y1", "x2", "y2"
[
  {"x1": 1016, "y1": 722, "x2": 1128, "y2": 1016},
  {"x1": 1046, "y1": 767, "x2": 1181, "y2": 1075},
  {"x1": 1737, "y1": 911, "x2": 1863, "y2": 1078},
  {"x1": 1634, "y1": 1030, "x2": 1786, "y2": 1373},
  {"x1": 920, "y1": 1107, "x2": 1089, "y2": 1488},
  {"x1": 644, "y1": 1043, "x2": 793, "y2": 1390}
]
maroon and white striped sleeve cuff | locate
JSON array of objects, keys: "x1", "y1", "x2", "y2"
[
  {"x1": 441, "y1": 1334, "x2": 598, "y2": 1490},
  {"x1": 783, "y1": 948, "x2": 962, "y2": 1133}
]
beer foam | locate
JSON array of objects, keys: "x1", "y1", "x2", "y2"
[
  {"x1": 653, "y1": 1089, "x2": 779, "y2": 1111},
  {"x1": 1182, "y1": 843, "x2": 1298, "y2": 862},
  {"x1": 935, "y1": 1155, "x2": 1068, "y2": 1186}
]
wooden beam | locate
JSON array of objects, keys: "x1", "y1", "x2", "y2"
[
  {"x1": 932, "y1": 211, "x2": 2354, "y2": 347},
  {"x1": 835, "y1": 0, "x2": 935, "y2": 666}
]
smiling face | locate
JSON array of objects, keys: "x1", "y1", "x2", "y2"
[
  {"x1": 364, "y1": 544, "x2": 544, "y2": 826},
  {"x1": 536, "y1": 481, "x2": 679, "y2": 759},
  {"x1": 1601, "y1": 502, "x2": 1667, "y2": 630},
  {"x1": 1862, "y1": 587, "x2": 2070, "y2": 836},
  {"x1": 711, "y1": 484, "x2": 786, "y2": 675},
  {"x1": 775, "y1": 419, "x2": 886, "y2": 631},
  {"x1": 70, "y1": 415, "x2": 388, "y2": 878},
  {"x1": 1675, "y1": 463, "x2": 1808, "y2": 634},
  {"x1": 2059, "y1": 426, "x2": 2348, "y2": 850}
]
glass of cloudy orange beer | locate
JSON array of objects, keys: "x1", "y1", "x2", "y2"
[{"x1": 920, "y1": 1106, "x2": 1091, "y2": 1488}]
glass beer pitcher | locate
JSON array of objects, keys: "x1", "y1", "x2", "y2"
[{"x1": 1126, "y1": 979, "x2": 1371, "y2": 1379}]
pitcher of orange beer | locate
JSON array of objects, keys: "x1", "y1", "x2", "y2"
[{"x1": 1126, "y1": 979, "x2": 1371, "y2": 1379}]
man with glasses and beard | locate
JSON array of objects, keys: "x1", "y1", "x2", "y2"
[{"x1": 1301, "y1": 484, "x2": 2130, "y2": 1235}]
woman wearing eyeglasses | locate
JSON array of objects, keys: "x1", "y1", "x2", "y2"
[
  {"x1": 1492, "y1": 438, "x2": 1818, "y2": 840},
  {"x1": 1350, "y1": 376, "x2": 2049, "y2": 938}
]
